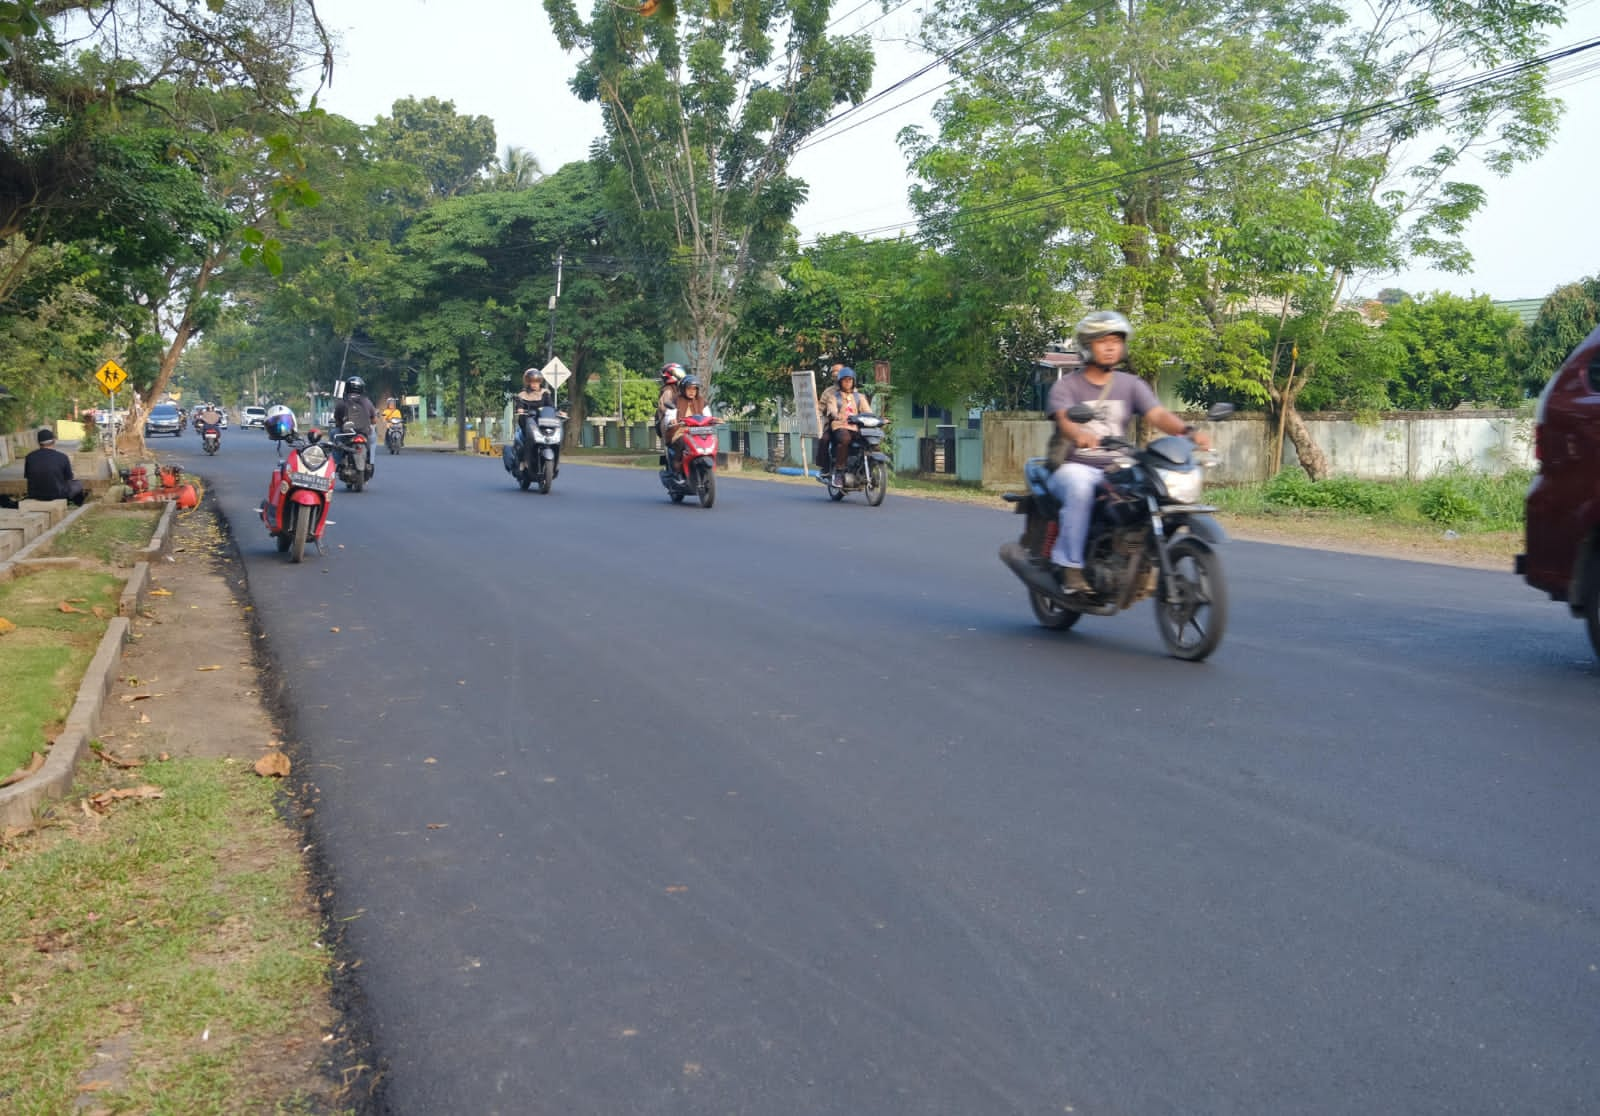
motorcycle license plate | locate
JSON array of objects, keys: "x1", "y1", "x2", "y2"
[{"x1": 290, "y1": 471, "x2": 332, "y2": 492}]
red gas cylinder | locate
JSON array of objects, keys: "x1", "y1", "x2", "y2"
[{"x1": 127, "y1": 466, "x2": 149, "y2": 494}]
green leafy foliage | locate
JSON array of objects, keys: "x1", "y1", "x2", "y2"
[
  {"x1": 1381, "y1": 293, "x2": 1522, "y2": 410},
  {"x1": 1518, "y1": 274, "x2": 1600, "y2": 395},
  {"x1": 1264, "y1": 471, "x2": 1398, "y2": 514},
  {"x1": 545, "y1": 0, "x2": 874, "y2": 382}
]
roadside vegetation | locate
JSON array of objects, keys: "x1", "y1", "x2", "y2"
[
  {"x1": 1209, "y1": 469, "x2": 1531, "y2": 534},
  {"x1": 0, "y1": 757, "x2": 342, "y2": 1116},
  {"x1": 0, "y1": 570, "x2": 120, "y2": 779},
  {"x1": 39, "y1": 506, "x2": 164, "y2": 567}
]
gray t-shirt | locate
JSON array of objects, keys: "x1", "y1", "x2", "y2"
[{"x1": 1045, "y1": 370, "x2": 1161, "y2": 469}]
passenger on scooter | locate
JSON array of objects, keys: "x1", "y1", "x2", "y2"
[
  {"x1": 819, "y1": 366, "x2": 871, "y2": 486},
  {"x1": 664, "y1": 375, "x2": 714, "y2": 468},
  {"x1": 1046, "y1": 311, "x2": 1209, "y2": 594},
  {"x1": 655, "y1": 363, "x2": 685, "y2": 444}
]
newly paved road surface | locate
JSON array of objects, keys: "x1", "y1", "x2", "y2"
[{"x1": 173, "y1": 434, "x2": 1598, "y2": 1114}]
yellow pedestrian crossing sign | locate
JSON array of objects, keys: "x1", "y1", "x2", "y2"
[{"x1": 95, "y1": 360, "x2": 128, "y2": 394}]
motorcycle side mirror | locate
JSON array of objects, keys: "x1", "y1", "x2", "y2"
[
  {"x1": 306, "y1": 428, "x2": 322, "y2": 444},
  {"x1": 1066, "y1": 404, "x2": 1097, "y2": 424},
  {"x1": 1206, "y1": 403, "x2": 1236, "y2": 421}
]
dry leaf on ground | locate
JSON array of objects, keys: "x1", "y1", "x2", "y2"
[
  {"x1": 86, "y1": 786, "x2": 164, "y2": 812},
  {"x1": 196, "y1": 665, "x2": 222, "y2": 672},
  {"x1": 0, "y1": 752, "x2": 46, "y2": 787},
  {"x1": 0, "y1": 617, "x2": 16, "y2": 635},
  {"x1": 93, "y1": 750, "x2": 144, "y2": 770},
  {"x1": 254, "y1": 751, "x2": 291, "y2": 778},
  {"x1": 58, "y1": 602, "x2": 81, "y2": 613},
  {"x1": 148, "y1": 588, "x2": 173, "y2": 597}
]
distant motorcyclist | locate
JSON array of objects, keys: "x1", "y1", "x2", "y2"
[
  {"x1": 194, "y1": 402, "x2": 223, "y2": 434},
  {"x1": 379, "y1": 396, "x2": 403, "y2": 428},
  {"x1": 1045, "y1": 310, "x2": 1209, "y2": 594},
  {"x1": 506, "y1": 369, "x2": 563, "y2": 471},
  {"x1": 819, "y1": 366, "x2": 871, "y2": 485}
]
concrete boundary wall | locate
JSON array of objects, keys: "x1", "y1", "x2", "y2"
[{"x1": 981, "y1": 410, "x2": 1534, "y2": 490}]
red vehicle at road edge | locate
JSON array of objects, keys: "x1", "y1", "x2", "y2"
[{"x1": 1517, "y1": 322, "x2": 1600, "y2": 657}]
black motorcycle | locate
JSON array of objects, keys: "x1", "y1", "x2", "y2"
[
  {"x1": 199, "y1": 422, "x2": 220, "y2": 456},
  {"x1": 823, "y1": 413, "x2": 890, "y2": 506},
  {"x1": 999, "y1": 403, "x2": 1234, "y2": 661},
  {"x1": 505, "y1": 406, "x2": 564, "y2": 493},
  {"x1": 330, "y1": 423, "x2": 373, "y2": 492},
  {"x1": 384, "y1": 417, "x2": 405, "y2": 455}
]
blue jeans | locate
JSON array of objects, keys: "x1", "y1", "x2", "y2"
[{"x1": 1047, "y1": 462, "x2": 1099, "y2": 567}]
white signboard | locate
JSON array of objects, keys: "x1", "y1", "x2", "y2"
[
  {"x1": 540, "y1": 356, "x2": 573, "y2": 390},
  {"x1": 790, "y1": 370, "x2": 822, "y2": 438}
]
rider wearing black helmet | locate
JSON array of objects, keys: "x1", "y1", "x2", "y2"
[
  {"x1": 1044, "y1": 310, "x2": 1208, "y2": 594},
  {"x1": 333, "y1": 375, "x2": 378, "y2": 437}
]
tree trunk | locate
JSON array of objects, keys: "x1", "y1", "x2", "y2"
[{"x1": 1280, "y1": 399, "x2": 1330, "y2": 480}]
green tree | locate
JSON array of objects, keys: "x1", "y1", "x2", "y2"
[
  {"x1": 369, "y1": 96, "x2": 498, "y2": 205},
  {"x1": 1382, "y1": 293, "x2": 1521, "y2": 410},
  {"x1": 373, "y1": 161, "x2": 658, "y2": 446},
  {"x1": 1520, "y1": 275, "x2": 1600, "y2": 394},
  {"x1": 544, "y1": 0, "x2": 874, "y2": 384},
  {"x1": 908, "y1": 0, "x2": 1565, "y2": 477}
]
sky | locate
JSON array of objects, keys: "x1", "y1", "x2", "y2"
[{"x1": 306, "y1": 0, "x2": 1600, "y2": 304}]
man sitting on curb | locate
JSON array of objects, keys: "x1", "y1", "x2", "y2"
[{"x1": 24, "y1": 428, "x2": 86, "y2": 506}]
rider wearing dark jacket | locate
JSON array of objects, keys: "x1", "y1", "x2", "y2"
[{"x1": 333, "y1": 376, "x2": 377, "y2": 435}]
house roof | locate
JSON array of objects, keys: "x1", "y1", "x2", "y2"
[{"x1": 1494, "y1": 298, "x2": 1543, "y2": 326}]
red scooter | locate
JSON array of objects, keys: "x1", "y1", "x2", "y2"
[
  {"x1": 660, "y1": 414, "x2": 721, "y2": 508},
  {"x1": 260, "y1": 427, "x2": 336, "y2": 563}
]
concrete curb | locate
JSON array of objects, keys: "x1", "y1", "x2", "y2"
[
  {"x1": 0, "y1": 501, "x2": 93, "y2": 581},
  {"x1": 0, "y1": 499, "x2": 177, "y2": 828},
  {"x1": 0, "y1": 617, "x2": 131, "y2": 828}
]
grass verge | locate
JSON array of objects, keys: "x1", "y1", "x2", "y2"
[
  {"x1": 0, "y1": 569, "x2": 121, "y2": 779},
  {"x1": 40, "y1": 505, "x2": 164, "y2": 567},
  {"x1": 0, "y1": 756, "x2": 340, "y2": 1115}
]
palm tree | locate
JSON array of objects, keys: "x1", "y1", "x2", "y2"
[{"x1": 492, "y1": 145, "x2": 543, "y2": 191}]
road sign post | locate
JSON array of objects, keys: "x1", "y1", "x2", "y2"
[{"x1": 95, "y1": 360, "x2": 128, "y2": 473}]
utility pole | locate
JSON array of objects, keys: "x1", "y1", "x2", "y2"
[{"x1": 545, "y1": 249, "x2": 563, "y2": 366}]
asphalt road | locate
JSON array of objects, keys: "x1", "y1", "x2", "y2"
[{"x1": 170, "y1": 431, "x2": 1598, "y2": 1115}]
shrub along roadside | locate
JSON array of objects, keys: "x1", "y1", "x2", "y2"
[{"x1": 1211, "y1": 469, "x2": 1532, "y2": 532}]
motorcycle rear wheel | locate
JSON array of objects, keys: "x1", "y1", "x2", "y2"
[
  {"x1": 669, "y1": 490, "x2": 686, "y2": 503},
  {"x1": 275, "y1": 523, "x2": 291, "y2": 553},
  {"x1": 518, "y1": 471, "x2": 532, "y2": 491},
  {"x1": 1029, "y1": 590, "x2": 1082, "y2": 630},
  {"x1": 289, "y1": 505, "x2": 311, "y2": 564},
  {"x1": 1155, "y1": 536, "x2": 1227, "y2": 661}
]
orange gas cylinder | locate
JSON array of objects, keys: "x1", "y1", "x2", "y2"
[{"x1": 175, "y1": 484, "x2": 198, "y2": 509}]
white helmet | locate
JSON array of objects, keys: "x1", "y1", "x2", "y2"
[
  {"x1": 264, "y1": 404, "x2": 296, "y2": 441},
  {"x1": 1074, "y1": 310, "x2": 1132, "y2": 360}
]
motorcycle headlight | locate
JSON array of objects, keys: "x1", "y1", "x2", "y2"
[
  {"x1": 1155, "y1": 465, "x2": 1205, "y2": 504},
  {"x1": 298, "y1": 444, "x2": 328, "y2": 470}
]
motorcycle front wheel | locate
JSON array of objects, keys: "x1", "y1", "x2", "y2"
[
  {"x1": 1155, "y1": 536, "x2": 1227, "y2": 661},
  {"x1": 539, "y1": 462, "x2": 554, "y2": 495},
  {"x1": 865, "y1": 460, "x2": 888, "y2": 507},
  {"x1": 696, "y1": 466, "x2": 716, "y2": 509},
  {"x1": 289, "y1": 505, "x2": 311, "y2": 564}
]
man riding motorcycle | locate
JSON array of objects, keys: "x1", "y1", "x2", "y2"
[
  {"x1": 819, "y1": 366, "x2": 871, "y2": 485},
  {"x1": 194, "y1": 402, "x2": 223, "y2": 436},
  {"x1": 332, "y1": 375, "x2": 378, "y2": 481},
  {"x1": 1046, "y1": 310, "x2": 1210, "y2": 594}
]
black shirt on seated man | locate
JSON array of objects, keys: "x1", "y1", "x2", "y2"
[{"x1": 24, "y1": 428, "x2": 86, "y2": 505}]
